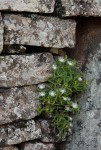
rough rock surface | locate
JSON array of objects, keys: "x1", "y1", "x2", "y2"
[
  {"x1": 0, "y1": 146, "x2": 18, "y2": 150},
  {"x1": 0, "y1": 13, "x2": 3, "y2": 53},
  {"x1": 3, "y1": 14, "x2": 76, "y2": 48},
  {"x1": 22, "y1": 143, "x2": 55, "y2": 150},
  {"x1": 0, "y1": 120, "x2": 41, "y2": 146},
  {"x1": 40, "y1": 120, "x2": 65, "y2": 142},
  {"x1": 0, "y1": 0, "x2": 55, "y2": 13},
  {"x1": 0, "y1": 53, "x2": 53, "y2": 87},
  {"x1": 62, "y1": 0, "x2": 101, "y2": 16},
  {"x1": 65, "y1": 45, "x2": 101, "y2": 150},
  {"x1": 0, "y1": 119, "x2": 62, "y2": 147},
  {"x1": 0, "y1": 86, "x2": 40, "y2": 125}
]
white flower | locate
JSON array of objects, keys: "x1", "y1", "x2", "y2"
[
  {"x1": 58, "y1": 57, "x2": 65, "y2": 62},
  {"x1": 78, "y1": 77, "x2": 82, "y2": 81},
  {"x1": 59, "y1": 88, "x2": 66, "y2": 94},
  {"x1": 68, "y1": 116, "x2": 72, "y2": 121},
  {"x1": 65, "y1": 106, "x2": 70, "y2": 112},
  {"x1": 68, "y1": 128, "x2": 72, "y2": 133},
  {"x1": 63, "y1": 96, "x2": 71, "y2": 101},
  {"x1": 68, "y1": 97, "x2": 71, "y2": 101},
  {"x1": 69, "y1": 123, "x2": 73, "y2": 127},
  {"x1": 38, "y1": 84, "x2": 45, "y2": 89},
  {"x1": 72, "y1": 102, "x2": 78, "y2": 109},
  {"x1": 49, "y1": 91, "x2": 56, "y2": 97},
  {"x1": 67, "y1": 61, "x2": 74, "y2": 66},
  {"x1": 63, "y1": 96, "x2": 68, "y2": 101},
  {"x1": 52, "y1": 64, "x2": 57, "y2": 70},
  {"x1": 39, "y1": 92, "x2": 46, "y2": 97}
]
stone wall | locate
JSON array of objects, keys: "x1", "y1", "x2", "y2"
[{"x1": 0, "y1": 0, "x2": 101, "y2": 150}]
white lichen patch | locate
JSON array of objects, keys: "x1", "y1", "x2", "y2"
[{"x1": 14, "y1": 107, "x2": 22, "y2": 118}]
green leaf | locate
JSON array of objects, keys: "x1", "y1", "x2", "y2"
[{"x1": 36, "y1": 56, "x2": 88, "y2": 137}]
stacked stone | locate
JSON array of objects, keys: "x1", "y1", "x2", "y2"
[
  {"x1": 0, "y1": 0, "x2": 76, "y2": 150},
  {"x1": 1, "y1": 0, "x2": 101, "y2": 150}
]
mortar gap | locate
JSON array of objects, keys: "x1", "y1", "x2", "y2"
[
  {"x1": 1, "y1": 45, "x2": 50, "y2": 55},
  {"x1": 1, "y1": 44, "x2": 74, "y2": 57},
  {"x1": 1, "y1": 11, "x2": 56, "y2": 17}
]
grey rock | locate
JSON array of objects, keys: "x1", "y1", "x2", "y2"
[
  {"x1": 0, "y1": 120, "x2": 41, "y2": 146},
  {"x1": 3, "y1": 14, "x2": 76, "y2": 48},
  {"x1": 0, "y1": 86, "x2": 39, "y2": 125},
  {"x1": 0, "y1": 13, "x2": 3, "y2": 53},
  {"x1": 0, "y1": 146, "x2": 19, "y2": 150},
  {"x1": 0, "y1": 119, "x2": 64, "y2": 147},
  {"x1": 22, "y1": 143, "x2": 55, "y2": 150},
  {"x1": 0, "y1": 0, "x2": 55, "y2": 13},
  {"x1": 0, "y1": 53, "x2": 53, "y2": 87},
  {"x1": 40, "y1": 120, "x2": 66, "y2": 142},
  {"x1": 65, "y1": 44, "x2": 101, "y2": 150},
  {"x1": 62, "y1": 0, "x2": 101, "y2": 16}
]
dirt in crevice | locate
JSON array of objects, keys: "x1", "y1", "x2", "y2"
[{"x1": 72, "y1": 17, "x2": 101, "y2": 71}]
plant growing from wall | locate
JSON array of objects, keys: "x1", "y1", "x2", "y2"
[{"x1": 37, "y1": 56, "x2": 87, "y2": 138}]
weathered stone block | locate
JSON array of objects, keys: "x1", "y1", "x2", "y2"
[
  {"x1": 0, "y1": 146, "x2": 18, "y2": 150},
  {"x1": 0, "y1": 13, "x2": 3, "y2": 53},
  {"x1": 3, "y1": 14, "x2": 76, "y2": 48},
  {"x1": 0, "y1": 86, "x2": 39, "y2": 125},
  {"x1": 62, "y1": 0, "x2": 101, "y2": 16},
  {"x1": 0, "y1": 119, "x2": 65, "y2": 146},
  {"x1": 0, "y1": 120, "x2": 41, "y2": 146},
  {"x1": 40, "y1": 120, "x2": 66, "y2": 142},
  {"x1": 0, "y1": 0, "x2": 55, "y2": 13},
  {"x1": 0, "y1": 53, "x2": 53, "y2": 87},
  {"x1": 22, "y1": 143, "x2": 55, "y2": 150}
]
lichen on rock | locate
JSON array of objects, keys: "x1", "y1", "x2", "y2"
[
  {"x1": 61, "y1": 0, "x2": 101, "y2": 16},
  {"x1": 0, "y1": 53, "x2": 53, "y2": 87},
  {"x1": 0, "y1": 86, "x2": 40, "y2": 125},
  {"x1": 64, "y1": 44, "x2": 101, "y2": 150},
  {"x1": 0, "y1": 13, "x2": 3, "y2": 53},
  {"x1": 3, "y1": 14, "x2": 76, "y2": 48},
  {"x1": 0, "y1": 120, "x2": 42, "y2": 146},
  {"x1": 22, "y1": 143, "x2": 55, "y2": 150},
  {"x1": 0, "y1": 0, "x2": 55, "y2": 13}
]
